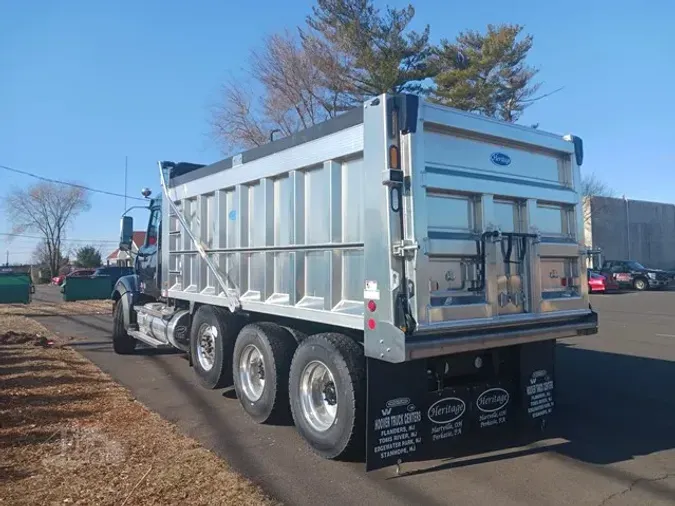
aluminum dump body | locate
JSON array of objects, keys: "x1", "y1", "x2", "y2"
[{"x1": 162, "y1": 94, "x2": 597, "y2": 363}]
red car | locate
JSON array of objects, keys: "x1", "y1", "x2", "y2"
[
  {"x1": 52, "y1": 269, "x2": 96, "y2": 286},
  {"x1": 588, "y1": 270, "x2": 618, "y2": 293}
]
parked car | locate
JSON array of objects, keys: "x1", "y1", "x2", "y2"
[
  {"x1": 92, "y1": 266, "x2": 134, "y2": 285},
  {"x1": 59, "y1": 268, "x2": 97, "y2": 292},
  {"x1": 68, "y1": 268, "x2": 96, "y2": 278},
  {"x1": 587, "y1": 269, "x2": 618, "y2": 293},
  {"x1": 598, "y1": 260, "x2": 674, "y2": 291}
]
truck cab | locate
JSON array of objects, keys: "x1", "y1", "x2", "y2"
[{"x1": 113, "y1": 195, "x2": 167, "y2": 331}]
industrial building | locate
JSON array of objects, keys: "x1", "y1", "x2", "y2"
[{"x1": 584, "y1": 196, "x2": 675, "y2": 270}]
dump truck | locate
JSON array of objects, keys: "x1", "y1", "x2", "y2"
[{"x1": 113, "y1": 93, "x2": 598, "y2": 471}]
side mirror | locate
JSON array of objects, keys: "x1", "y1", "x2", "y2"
[{"x1": 120, "y1": 216, "x2": 134, "y2": 251}]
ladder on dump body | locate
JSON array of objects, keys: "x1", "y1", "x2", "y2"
[{"x1": 159, "y1": 161, "x2": 242, "y2": 312}]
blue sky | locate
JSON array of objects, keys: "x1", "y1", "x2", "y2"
[{"x1": 1, "y1": 0, "x2": 673, "y2": 264}]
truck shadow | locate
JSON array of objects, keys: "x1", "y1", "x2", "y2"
[
  {"x1": 392, "y1": 344, "x2": 675, "y2": 486},
  {"x1": 551, "y1": 343, "x2": 675, "y2": 466},
  {"x1": 36, "y1": 314, "x2": 181, "y2": 356}
]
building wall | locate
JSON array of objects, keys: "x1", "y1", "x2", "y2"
[{"x1": 589, "y1": 196, "x2": 675, "y2": 269}]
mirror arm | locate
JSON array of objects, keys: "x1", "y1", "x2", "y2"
[{"x1": 122, "y1": 205, "x2": 150, "y2": 216}]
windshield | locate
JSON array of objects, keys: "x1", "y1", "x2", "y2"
[{"x1": 626, "y1": 261, "x2": 645, "y2": 270}]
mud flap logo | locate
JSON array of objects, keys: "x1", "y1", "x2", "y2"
[
  {"x1": 427, "y1": 397, "x2": 466, "y2": 424},
  {"x1": 382, "y1": 397, "x2": 410, "y2": 416},
  {"x1": 476, "y1": 388, "x2": 510, "y2": 413}
]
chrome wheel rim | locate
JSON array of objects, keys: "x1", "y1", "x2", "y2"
[
  {"x1": 299, "y1": 360, "x2": 338, "y2": 432},
  {"x1": 196, "y1": 324, "x2": 217, "y2": 371},
  {"x1": 239, "y1": 344, "x2": 265, "y2": 402}
]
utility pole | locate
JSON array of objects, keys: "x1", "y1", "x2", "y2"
[
  {"x1": 124, "y1": 156, "x2": 128, "y2": 212},
  {"x1": 623, "y1": 194, "x2": 631, "y2": 259}
]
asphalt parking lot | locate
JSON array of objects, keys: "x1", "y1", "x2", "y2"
[{"x1": 33, "y1": 286, "x2": 675, "y2": 506}]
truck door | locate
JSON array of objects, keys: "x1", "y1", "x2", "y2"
[{"x1": 137, "y1": 204, "x2": 161, "y2": 298}]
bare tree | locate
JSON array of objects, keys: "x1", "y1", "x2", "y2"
[
  {"x1": 6, "y1": 182, "x2": 90, "y2": 277},
  {"x1": 211, "y1": 1, "x2": 434, "y2": 153},
  {"x1": 31, "y1": 240, "x2": 69, "y2": 271},
  {"x1": 581, "y1": 173, "x2": 613, "y2": 224},
  {"x1": 212, "y1": 31, "x2": 354, "y2": 152}
]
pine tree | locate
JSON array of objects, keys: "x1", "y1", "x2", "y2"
[{"x1": 431, "y1": 24, "x2": 541, "y2": 122}]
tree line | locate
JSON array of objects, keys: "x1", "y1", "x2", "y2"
[{"x1": 212, "y1": 0, "x2": 546, "y2": 152}]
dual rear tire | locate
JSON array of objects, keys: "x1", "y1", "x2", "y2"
[
  {"x1": 189, "y1": 306, "x2": 365, "y2": 460},
  {"x1": 289, "y1": 333, "x2": 365, "y2": 459}
]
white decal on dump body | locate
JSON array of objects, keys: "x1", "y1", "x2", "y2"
[
  {"x1": 364, "y1": 290, "x2": 380, "y2": 300},
  {"x1": 364, "y1": 280, "x2": 380, "y2": 300}
]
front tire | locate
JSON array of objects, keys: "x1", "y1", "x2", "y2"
[
  {"x1": 289, "y1": 333, "x2": 365, "y2": 460},
  {"x1": 112, "y1": 299, "x2": 136, "y2": 355},
  {"x1": 634, "y1": 277, "x2": 648, "y2": 291},
  {"x1": 233, "y1": 323, "x2": 297, "y2": 424},
  {"x1": 190, "y1": 305, "x2": 235, "y2": 389}
]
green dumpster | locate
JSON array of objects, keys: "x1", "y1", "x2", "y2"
[
  {"x1": 0, "y1": 272, "x2": 32, "y2": 304},
  {"x1": 62, "y1": 276, "x2": 113, "y2": 301}
]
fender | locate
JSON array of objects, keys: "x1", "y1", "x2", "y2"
[{"x1": 112, "y1": 274, "x2": 141, "y2": 329}]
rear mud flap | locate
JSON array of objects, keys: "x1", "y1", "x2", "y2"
[{"x1": 365, "y1": 340, "x2": 555, "y2": 471}]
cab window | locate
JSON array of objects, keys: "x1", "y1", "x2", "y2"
[{"x1": 146, "y1": 209, "x2": 160, "y2": 247}]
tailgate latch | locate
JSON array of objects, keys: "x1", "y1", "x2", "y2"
[{"x1": 392, "y1": 240, "x2": 419, "y2": 257}]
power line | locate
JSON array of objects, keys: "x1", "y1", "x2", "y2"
[
  {"x1": 0, "y1": 163, "x2": 146, "y2": 201},
  {"x1": 0, "y1": 232, "x2": 119, "y2": 243}
]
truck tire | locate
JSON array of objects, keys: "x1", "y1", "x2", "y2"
[
  {"x1": 289, "y1": 333, "x2": 365, "y2": 460},
  {"x1": 190, "y1": 305, "x2": 235, "y2": 389},
  {"x1": 634, "y1": 277, "x2": 648, "y2": 291},
  {"x1": 233, "y1": 323, "x2": 297, "y2": 424},
  {"x1": 283, "y1": 326, "x2": 307, "y2": 344},
  {"x1": 112, "y1": 300, "x2": 136, "y2": 355}
]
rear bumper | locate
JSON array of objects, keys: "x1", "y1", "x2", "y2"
[
  {"x1": 590, "y1": 282, "x2": 618, "y2": 292},
  {"x1": 405, "y1": 309, "x2": 598, "y2": 361}
]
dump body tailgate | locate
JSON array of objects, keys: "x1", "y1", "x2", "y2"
[{"x1": 405, "y1": 103, "x2": 591, "y2": 339}]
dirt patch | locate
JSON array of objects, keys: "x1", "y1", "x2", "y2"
[
  {"x1": 0, "y1": 316, "x2": 76, "y2": 347},
  {"x1": 0, "y1": 299, "x2": 112, "y2": 317},
  {"x1": 0, "y1": 317, "x2": 278, "y2": 506},
  {"x1": 0, "y1": 331, "x2": 34, "y2": 345}
]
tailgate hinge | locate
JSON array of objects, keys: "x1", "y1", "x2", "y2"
[{"x1": 392, "y1": 240, "x2": 419, "y2": 257}]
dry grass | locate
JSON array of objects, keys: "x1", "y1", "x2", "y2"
[
  {"x1": 0, "y1": 299, "x2": 112, "y2": 317},
  {"x1": 0, "y1": 316, "x2": 278, "y2": 506}
]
